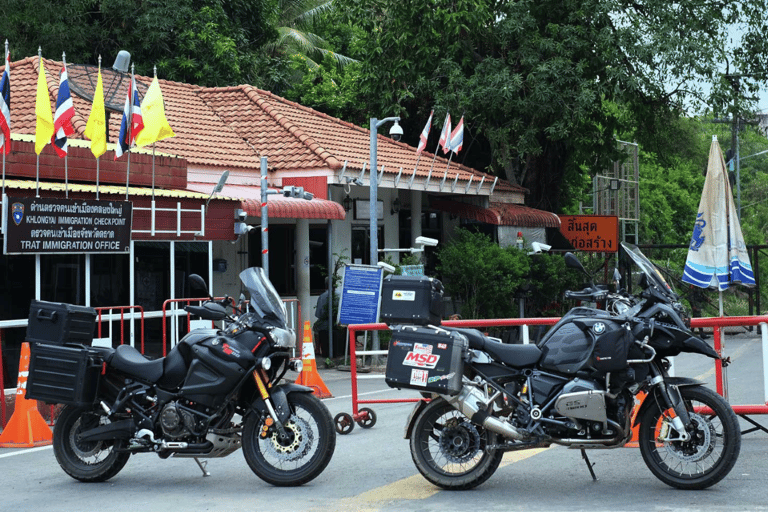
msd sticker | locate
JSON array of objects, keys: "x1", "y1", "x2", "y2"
[
  {"x1": 410, "y1": 369, "x2": 428, "y2": 387},
  {"x1": 392, "y1": 290, "x2": 416, "y2": 301},
  {"x1": 403, "y1": 351, "x2": 440, "y2": 369}
]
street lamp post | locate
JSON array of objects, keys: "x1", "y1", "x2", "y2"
[{"x1": 369, "y1": 117, "x2": 400, "y2": 266}]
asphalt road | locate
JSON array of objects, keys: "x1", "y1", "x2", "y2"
[{"x1": 1, "y1": 331, "x2": 766, "y2": 512}]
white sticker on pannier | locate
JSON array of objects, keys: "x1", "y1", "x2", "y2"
[
  {"x1": 392, "y1": 290, "x2": 416, "y2": 301},
  {"x1": 413, "y1": 343, "x2": 432, "y2": 355},
  {"x1": 410, "y1": 369, "x2": 428, "y2": 387}
]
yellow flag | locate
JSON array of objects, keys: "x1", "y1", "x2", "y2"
[
  {"x1": 84, "y1": 67, "x2": 107, "y2": 158},
  {"x1": 35, "y1": 59, "x2": 54, "y2": 155},
  {"x1": 136, "y1": 76, "x2": 175, "y2": 147}
]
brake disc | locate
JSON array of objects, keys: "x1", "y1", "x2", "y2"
[
  {"x1": 264, "y1": 415, "x2": 313, "y2": 462},
  {"x1": 439, "y1": 420, "x2": 481, "y2": 464},
  {"x1": 663, "y1": 413, "x2": 715, "y2": 463}
]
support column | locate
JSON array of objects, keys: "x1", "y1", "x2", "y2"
[
  {"x1": 296, "y1": 219, "x2": 311, "y2": 325},
  {"x1": 410, "y1": 190, "x2": 422, "y2": 245}
]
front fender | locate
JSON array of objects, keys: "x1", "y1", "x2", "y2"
[
  {"x1": 249, "y1": 382, "x2": 314, "y2": 423},
  {"x1": 632, "y1": 377, "x2": 706, "y2": 428}
]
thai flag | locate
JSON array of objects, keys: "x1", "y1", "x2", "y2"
[
  {"x1": 0, "y1": 50, "x2": 10, "y2": 155},
  {"x1": 438, "y1": 113, "x2": 451, "y2": 154},
  {"x1": 52, "y1": 64, "x2": 76, "y2": 157},
  {"x1": 448, "y1": 115, "x2": 464, "y2": 153},
  {"x1": 115, "y1": 75, "x2": 144, "y2": 159},
  {"x1": 416, "y1": 110, "x2": 433, "y2": 155}
]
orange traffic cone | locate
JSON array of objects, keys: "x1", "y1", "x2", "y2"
[
  {"x1": 0, "y1": 342, "x2": 53, "y2": 447},
  {"x1": 624, "y1": 390, "x2": 647, "y2": 448},
  {"x1": 295, "y1": 321, "x2": 332, "y2": 399}
]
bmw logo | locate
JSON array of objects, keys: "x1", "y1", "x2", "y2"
[{"x1": 593, "y1": 322, "x2": 606, "y2": 334}]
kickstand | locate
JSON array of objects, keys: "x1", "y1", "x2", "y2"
[
  {"x1": 194, "y1": 457, "x2": 211, "y2": 477},
  {"x1": 580, "y1": 449, "x2": 597, "y2": 481}
]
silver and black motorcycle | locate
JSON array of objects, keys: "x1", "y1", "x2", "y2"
[
  {"x1": 27, "y1": 268, "x2": 336, "y2": 486},
  {"x1": 386, "y1": 243, "x2": 740, "y2": 490}
]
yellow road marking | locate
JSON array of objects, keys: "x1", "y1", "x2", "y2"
[
  {"x1": 692, "y1": 338, "x2": 752, "y2": 382},
  {"x1": 338, "y1": 446, "x2": 552, "y2": 511}
]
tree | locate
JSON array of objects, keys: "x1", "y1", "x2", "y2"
[
  {"x1": 335, "y1": 0, "x2": 768, "y2": 212},
  {"x1": 0, "y1": 0, "x2": 278, "y2": 86}
]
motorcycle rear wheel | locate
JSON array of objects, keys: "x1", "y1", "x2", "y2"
[
  {"x1": 410, "y1": 398, "x2": 503, "y2": 490},
  {"x1": 53, "y1": 406, "x2": 131, "y2": 482},
  {"x1": 243, "y1": 392, "x2": 336, "y2": 486},
  {"x1": 638, "y1": 385, "x2": 741, "y2": 490}
]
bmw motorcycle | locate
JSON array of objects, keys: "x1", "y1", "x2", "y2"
[
  {"x1": 39, "y1": 268, "x2": 336, "y2": 486},
  {"x1": 394, "y1": 243, "x2": 741, "y2": 490}
]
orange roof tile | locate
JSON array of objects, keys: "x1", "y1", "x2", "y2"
[{"x1": 4, "y1": 56, "x2": 523, "y2": 196}]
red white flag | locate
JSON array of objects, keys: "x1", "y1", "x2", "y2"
[
  {"x1": 438, "y1": 113, "x2": 451, "y2": 154},
  {"x1": 416, "y1": 110, "x2": 433, "y2": 155},
  {"x1": 51, "y1": 64, "x2": 76, "y2": 157},
  {"x1": 115, "y1": 75, "x2": 144, "y2": 159},
  {"x1": 0, "y1": 49, "x2": 10, "y2": 155},
  {"x1": 448, "y1": 115, "x2": 464, "y2": 154}
]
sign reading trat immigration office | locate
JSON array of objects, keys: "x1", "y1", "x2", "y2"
[{"x1": 4, "y1": 197, "x2": 132, "y2": 254}]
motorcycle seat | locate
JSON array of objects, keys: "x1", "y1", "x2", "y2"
[
  {"x1": 110, "y1": 344, "x2": 164, "y2": 383},
  {"x1": 445, "y1": 327, "x2": 542, "y2": 368}
]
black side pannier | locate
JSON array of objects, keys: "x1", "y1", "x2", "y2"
[
  {"x1": 592, "y1": 323, "x2": 633, "y2": 373},
  {"x1": 26, "y1": 300, "x2": 96, "y2": 346},
  {"x1": 380, "y1": 275, "x2": 444, "y2": 326},
  {"x1": 26, "y1": 343, "x2": 103, "y2": 406},
  {"x1": 385, "y1": 325, "x2": 467, "y2": 396}
]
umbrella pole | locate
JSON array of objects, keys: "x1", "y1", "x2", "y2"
[{"x1": 718, "y1": 290, "x2": 729, "y2": 399}]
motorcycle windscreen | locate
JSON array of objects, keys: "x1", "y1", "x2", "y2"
[{"x1": 239, "y1": 267, "x2": 287, "y2": 325}]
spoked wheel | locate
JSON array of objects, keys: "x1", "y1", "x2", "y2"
[
  {"x1": 52, "y1": 406, "x2": 130, "y2": 482},
  {"x1": 334, "y1": 412, "x2": 354, "y2": 435},
  {"x1": 243, "y1": 392, "x2": 336, "y2": 486},
  {"x1": 357, "y1": 408, "x2": 377, "y2": 429},
  {"x1": 409, "y1": 397, "x2": 502, "y2": 490},
  {"x1": 639, "y1": 385, "x2": 741, "y2": 490}
]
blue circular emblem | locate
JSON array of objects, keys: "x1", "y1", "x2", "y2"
[{"x1": 593, "y1": 322, "x2": 606, "y2": 334}]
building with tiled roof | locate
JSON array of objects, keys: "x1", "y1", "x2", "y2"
[{"x1": 0, "y1": 54, "x2": 561, "y2": 367}]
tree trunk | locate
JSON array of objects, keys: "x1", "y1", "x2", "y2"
[{"x1": 523, "y1": 140, "x2": 568, "y2": 213}]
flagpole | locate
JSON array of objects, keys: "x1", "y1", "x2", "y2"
[
  {"x1": 2, "y1": 40, "x2": 7, "y2": 197},
  {"x1": 62, "y1": 52, "x2": 69, "y2": 199},
  {"x1": 36, "y1": 47, "x2": 41, "y2": 198},
  {"x1": 96, "y1": 55, "x2": 101, "y2": 201},
  {"x1": 151, "y1": 66, "x2": 157, "y2": 201},
  {"x1": 126, "y1": 64, "x2": 133, "y2": 201}
]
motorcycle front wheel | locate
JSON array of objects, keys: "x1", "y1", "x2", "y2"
[
  {"x1": 53, "y1": 405, "x2": 131, "y2": 482},
  {"x1": 242, "y1": 392, "x2": 336, "y2": 486},
  {"x1": 639, "y1": 385, "x2": 741, "y2": 490},
  {"x1": 410, "y1": 397, "x2": 503, "y2": 490}
]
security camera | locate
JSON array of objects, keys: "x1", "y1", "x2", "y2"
[
  {"x1": 389, "y1": 120, "x2": 403, "y2": 142},
  {"x1": 415, "y1": 236, "x2": 439, "y2": 247},
  {"x1": 377, "y1": 261, "x2": 396, "y2": 273},
  {"x1": 234, "y1": 222, "x2": 253, "y2": 236},
  {"x1": 527, "y1": 242, "x2": 552, "y2": 255},
  {"x1": 235, "y1": 208, "x2": 247, "y2": 222}
]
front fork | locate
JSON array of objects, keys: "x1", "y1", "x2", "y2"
[
  {"x1": 649, "y1": 363, "x2": 692, "y2": 442},
  {"x1": 252, "y1": 369, "x2": 289, "y2": 441}
]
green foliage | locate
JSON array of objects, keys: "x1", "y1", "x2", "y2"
[
  {"x1": 334, "y1": 0, "x2": 767, "y2": 212},
  {"x1": 0, "y1": 0, "x2": 278, "y2": 86},
  {"x1": 523, "y1": 253, "x2": 583, "y2": 317},
  {"x1": 436, "y1": 229, "x2": 529, "y2": 319},
  {"x1": 284, "y1": 55, "x2": 366, "y2": 123}
]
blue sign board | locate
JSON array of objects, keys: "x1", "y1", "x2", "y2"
[{"x1": 337, "y1": 264, "x2": 384, "y2": 326}]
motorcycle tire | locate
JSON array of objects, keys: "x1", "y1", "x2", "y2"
[
  {"x1": 243, "y1": 392, "x2": 336, "y2": 486},
  {"x1": 638, "y1": 385, "x2": 741, "y2": 490},
  {"x1": 53, "y1": 405, "x2": 131, "y2": 482},
  {"x1": 409, "y1": 397, "x2": 503, "y2": 490}
]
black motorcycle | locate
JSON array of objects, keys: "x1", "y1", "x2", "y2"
[
  {"x1": 27, "y1": 268, "x2": 335, "y2": 486},
  {"x1": 386, "y1": 243, "x2": 740, "y2": 490}
]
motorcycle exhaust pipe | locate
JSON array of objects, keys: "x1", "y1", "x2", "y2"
[{"x1": 447, "y1": 386, "x2": 528, "y2": 441}]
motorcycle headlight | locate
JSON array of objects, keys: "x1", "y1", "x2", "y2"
[{"x1": 269, "y1": 327, "x2": 296, "y2": 348}]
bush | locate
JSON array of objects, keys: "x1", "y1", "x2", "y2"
[{"x1": 437, "y1": 229, "x2": 529, "y2": 319}]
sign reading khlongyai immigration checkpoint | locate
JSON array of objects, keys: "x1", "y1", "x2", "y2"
[{"x1": 4, "y1": 197, "x2": 132, "y2": 254}]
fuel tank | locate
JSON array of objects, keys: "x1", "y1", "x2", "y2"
[{"x1": 537, "y1": 308, "x2": 623, "y2": 374}]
